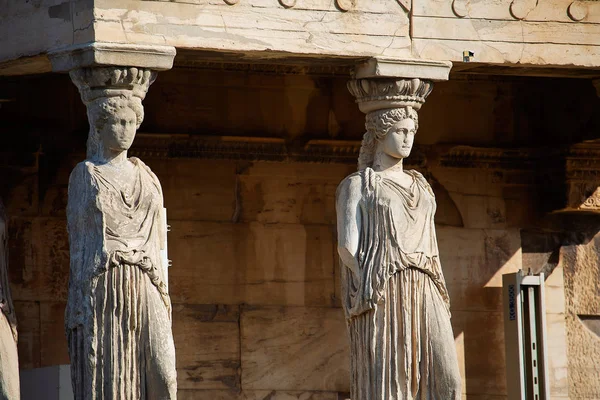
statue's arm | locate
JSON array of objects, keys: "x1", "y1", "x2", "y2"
[
  {"x1": 336, "y1": 175, "x2": 362, "y2": 276},
  {"x1": 66, "y1": 163, "x2": 93, "y2": 283},
  {"x1": 141, "y1": 162, "x2": 170, "y2": 284},
  {"x1": 65, "y1": 163, "x2": 98, "y2": 329}
]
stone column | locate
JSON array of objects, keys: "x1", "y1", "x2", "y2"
[
  {"x1": 337, "y1": 58, "x2": 459, "y2": 400},
  {"x1": 49, "y1": 43, "x2": 177, "y2": 400},
  {"x1": 0, "y1": 199, "x2": 19, "y2": 400}
]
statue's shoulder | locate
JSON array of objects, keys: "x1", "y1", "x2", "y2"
[
  {"x1": 407, "y1": 169, "x2": 434, "y2": 195},
  {"x1": 129, "y1": 157, "x2": 155, "y2": 174},
  {"x1": 130, "y1": 157, "x2": 155, "y2": 178},
  {"x1": 129, "y1": 156, "x2": 147, "y2": 169},
  {"x1": 337, "y1": 169, "x2": 374, "y2": 204},
  {"x1": 129, "y1": 157, "x2": 163, "y2": 194},
  {"x1": 69, "y1": 161, "x2": 95, "y2": 186},
  {"x1": 67, "y1": 162, "x2": 98, "y2": 213},
  {"x1": 337, "y1": 171, "x2": 362, "y2": 194}
]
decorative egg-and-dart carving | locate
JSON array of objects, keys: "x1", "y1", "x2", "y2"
[
  {"x1": 568, "y1": 1, "x2": 588, "y2": 21},
  {"x1": 452, "y1": 0, "x2": 469, "y2": 18},
  {"x1": 509, "y1": 0, "x2": 538, "y2": 19},
  {"x1": 336, "y1": 0, "x2": 356, "y2": 11},
  {"x1": 279, "y1": 0, "x2": 296, "y2": 7}
]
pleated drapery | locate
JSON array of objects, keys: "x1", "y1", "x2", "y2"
[
  {"x1": 66, "y1": 158, "x2": 176, "y2": 400},
  {"x1": 340, "y1": 168, "x2": 461, "y2": 400}
]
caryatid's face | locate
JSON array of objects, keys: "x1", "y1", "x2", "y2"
[
  {"x1": 380, "y1": 118, "x2": 416, "y2": 160},
  {"x1": 98, "y1": 106, "x2": 138, "y2": 152}
]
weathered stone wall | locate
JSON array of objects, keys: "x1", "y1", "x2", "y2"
[
  {"x1": 1, "y1": 69, "x2": 599, "y2": 399},
  {"x1": 561, "y1": 232, "x2": 600, "y2": 399},
  {"x1": 3, "y1": 155, "x2": 526, "y2": 399},
  {"x1": 0, "y1": 0, "x2": 94, "y2": 75},
  {"x1": 4, "y1": 0, "x2": 600, "y2": 74}
]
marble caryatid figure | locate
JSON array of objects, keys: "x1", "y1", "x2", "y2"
[
  {"x1": 0, "y1": 200, "x2": 19, "y2": 400},
  {"x1": 337, "y1": 78, "x2": 461, "y2": 400},
  {"x1": 66, "y1": 67, "x2": 177, "y2": 399}
]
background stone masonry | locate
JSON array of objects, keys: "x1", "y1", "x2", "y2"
[{"x1": 1, "y1": 67, "x2": 600, "y2": 399}]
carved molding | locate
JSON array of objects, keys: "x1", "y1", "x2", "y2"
[
  {"x1": 130, "y1": 134, "x2": 362, "y2": 164},
  {"x1": 129, "y1": 134, "x2": 431, "y2": 167},
  {"x1": 336, "y1": 0, "x2": 356, "y2": 11},
  {"x1": 129, "y1": 135, "x2": 600, "y2": 213},
  {"x1": 439, "y1": 146, "x2": 545, "y2": 170},
  {"x1": 568, "y1": 1, "x2": 588, "y2": 21},
  {"x1": 509, "y1": 0, "x2": 539, "y2": 19},
  {"x1": 279, "y1": 0, "x2": 296, "y2": 7},
  {"x1": 452, "y1": 0, "x2": 470, "y2": 18},
  {"x1": 441, "y1": 144, "x2": 600, "y2": 213}
]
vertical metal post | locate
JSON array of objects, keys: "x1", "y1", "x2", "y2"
[{"x1": 503, "y1": 270, "x2": 550, "y2": 400}]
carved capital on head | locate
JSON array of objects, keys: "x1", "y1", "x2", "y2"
[
  {"x1": 347, "y1": 78, "x2": 433, "y2": 113},
  {"x1": 67, "y1": 66, "x2": 161, "y2": 161},
  {"x1": 346, "y1": 58, "x2": 450, "y2": 170},
  {"x1": 68, "y1": 67, "x2": 155, "y2": 160},
  {"x1": 70, "y1": 66, "x2": 156, "y2": 105},
  {"x1": 50, "y1": 42, "x2": 175, "y2": 159},
  {"x1": 347, "y1": 57, "x2": 451, "y2": 114}
]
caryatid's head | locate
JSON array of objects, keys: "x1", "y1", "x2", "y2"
[
  {"x1": 86, "y1": 96, "x2": 144, "y2": 160},
  {"x1": 358, "y1": 106, "x2": 419, "y2": 170}
]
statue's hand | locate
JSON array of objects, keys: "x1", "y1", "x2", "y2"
[{"x1": 338, "y1": 246, "x2": 360, "y2": 277}]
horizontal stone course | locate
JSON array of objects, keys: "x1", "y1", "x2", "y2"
[
  {"x1": 241, "y1": 306, "x2": 350, "y2": 392},
  {"x1": 177, "y1": 390, "x2": 341, "y2": 400},
  {"x1": 168, "y1": 220, "x2": 336, "y2": 307}
]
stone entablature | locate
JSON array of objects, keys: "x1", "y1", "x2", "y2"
[{"x1": 2, "y1": 0, "x2": 600, "y2": 75}]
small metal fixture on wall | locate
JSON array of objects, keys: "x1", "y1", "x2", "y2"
[{"x1": 462, "y1": 51, "x2": 474, "y2": 62}]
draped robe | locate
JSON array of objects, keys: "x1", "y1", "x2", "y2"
[
  {"x1": 340, "y1": 167, "x2": 461, "y2": 400},
  {"x1": 66, "y1": 157, "x2": 176, "y2": 400},
  {"x1": 0, "y1": 201, "x2": 19, "y2": 400}
]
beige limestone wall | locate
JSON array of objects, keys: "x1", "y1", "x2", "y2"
[
  {"x1": 561, "y1": 235, "x2": 600, "y2": 399},
  {"x1": 4, "y1": 153, "x2": 529, "y2": 399},
  {"x1": 1, "y1": 69, "x2": 599, "y2": 399}
]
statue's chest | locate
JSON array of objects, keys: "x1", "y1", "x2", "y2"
[
  {"x1": 374, "y1": 182, "x2": 435, "y2": 234},
  {"x1": 94, "y1": 169, "x2": 160, "y2": 228}
]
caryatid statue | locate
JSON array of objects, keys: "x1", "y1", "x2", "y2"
[
  {"x1": 66, "y1": 67, "x2": 177, "y2": 399},
  {"x1": 0, "y1": 200, "x2": 19, "y2": 400},
  {"x1": 336, "y1": 78, "x2": 461, "y2": 399}
]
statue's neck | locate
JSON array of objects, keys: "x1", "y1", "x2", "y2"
[
  {"x1": 373, "y1": 148, "x2": 404, "y2": 174},
  {"x1": 90, "y1": 145, "x2": 129, "y2": 166},
  {"x1": 101, "y1": 150, "x2": 128, "y2": 166}
]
